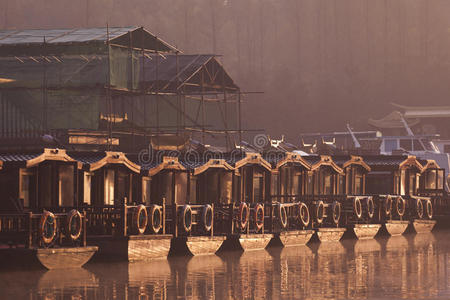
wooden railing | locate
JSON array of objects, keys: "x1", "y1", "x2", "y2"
[
  {"x1": 166, "y1": 204, "x2": 215, "y2": 237},
  {"x1": 50, "y1": 201, "x2": 167, "y2": 237},
  {"x1": 0, "y1": 211, "x2": 87, "y2": 248},
  {"x1": 213, "y1": 203, "x2": 267, "y2": 235}
]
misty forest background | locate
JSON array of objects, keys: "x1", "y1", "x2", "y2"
[{"x1": 2, "y1": 0, "x2": 450, "y2": 142}]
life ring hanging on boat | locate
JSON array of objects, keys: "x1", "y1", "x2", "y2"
[
  {"x1": 367, "y1": 197, "x2": 375, "y2": 219},
  {"x1": 353, "y1": 197, "x2": 362, "y2": 220},
  {"x1": 202, "y1": 204, "x2": 213, "y2": 232},
  {"x1": 39, "y1": 210, "x2": 57, "y2": 245},
  {"x1": 331, "y1": 201, "x2": 341, "y2": 225},
  {"x1": 180, "y1": 205, "x2": 192, "y2": 233},
  {"x1": 133, "y1": 204, "x2": 148, "y2": 234},
  {"x1": 426, "y1": 199, "x2": 433, "y2": 219},
  {"x1": 278, "y1": 204, "x2": 288, "y2": 229},
  {"x1": 415, "y1": 198, "x2": 424, "y2": 219},
  {"x1": 149, "y1": 205, "x2": 162, "y2": 234},
  {"x1": 385, "y1": 195, "x2": 393, "y2": 217},
  {"x1": 395, "y1": 196, "x2": 406, "y2": 217},
  {"x1": 239, "y1": 202, "x2": 249, "y2": 230},
  {"x1": 298, "y1": 202, "x2": 310, "y2": 227},
  {"x1": 66, "y1": 209, "x2": 82, "y2": 241},
  {"x1": 254, "y1": 203, "x2": 264, "y2": 231},
  {"x1": 316, "y1": 201, "x2": 325, "y2": 225}
]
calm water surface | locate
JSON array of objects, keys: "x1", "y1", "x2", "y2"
[{"x1": 2, "y1": 231, "x2": 450, "y2": 299}]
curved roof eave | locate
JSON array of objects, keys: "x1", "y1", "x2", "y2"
[
  {"x1": 148, "y1": 156, "x2": 186, "y2": 176},
  {"x1": 310, "y1": 155, "x2": 344, "y2": 175},
  {"x1": 275, "y1": 152, "x2": 311, "y2": 170},
  {"x1": 193, "y1": 159, "x2": 234, "y2": 176},
  {"x1": 88, "y1": 152, "x2": 141, "y2": 173},
  {"x1": 235, "y1": 153, "x2": 273, "y2": 172},
  {"x1": 342, "y1": 156, "x2": 371, "y2": 172},
  {"x1": 399, "y1": 156, "x2": 424, "y2": 172},
  {"x1": 26, "y1": 148, "x2": 82, "y2": 169},
  {"x1": 421, "y1": 159, "x2": 441, "y2": 173}
]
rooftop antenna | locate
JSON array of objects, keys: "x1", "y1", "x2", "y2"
[
  {"x1": 270, "y1": 135, "x2": 285, "y2": 148},
  {"x1": 397, "y1": 111, "x2": 414, "y2": 136},
  {"x1": 346, "y1": 123, "x2": 361, "y2": 148}
]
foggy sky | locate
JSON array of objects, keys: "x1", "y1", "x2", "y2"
[{"x1": 2, "y1": 0, "x2": 450, "y2": 141}]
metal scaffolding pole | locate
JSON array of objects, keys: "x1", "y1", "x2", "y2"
[
  {"x1": 156, "y1": 49, "x2": 160, "y2": 147},
  {"x1": 238, "y1": 88, "x2": 242, "y2": 145},
  {"x1": 106, "y1": 25, "x2": 112, "y2": 151},
  {"x1": 222, "y1": 68, "x2": 229, "y2": 150},
  {"x1": 42, "y1": 37, "x2": 48, "y2": 134},
  {"x1": 201, "y1": 68, "x2": 205, "y2": 144},
  {"x1": 176, "y1": 51, "x2": 180, "y2": 136}
]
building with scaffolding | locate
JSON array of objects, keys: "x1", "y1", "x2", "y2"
[{"x1": 0, "y1": 27, "x2": 242, "y2": 152}]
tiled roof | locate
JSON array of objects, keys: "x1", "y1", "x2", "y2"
[
  {"x1": 303, "y1": 155, "x2": 321, "y2": 165},
  {"x1": 68, "y1": 152, "x2": 106, "y2": 165},
  {"x1": 0, "y1": 27, "x2": 135, "y2": 45},
  {"x1": 0, "y1": 153, "x2": 42, "y2": 162},
  {"x1": 331, "y1": 155, "x2": 352, "y2": 167},
  {"x1": 362, "y1": 155, "x2": 408, "y2": 167},
  {"x1": 126, "y1": 153, "x2": 161, "y2": 171},
  {"x1": 263, "y1": 152, "x2": 287, "y2": 166}
]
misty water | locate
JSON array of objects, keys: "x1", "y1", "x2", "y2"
[{"x1": 2, "y1": 231, "x2": 450, "y2": 299}]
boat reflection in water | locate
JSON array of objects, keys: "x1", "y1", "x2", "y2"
[{"x1": 3, "y1": 232, "x2": 450, "y2": 299}]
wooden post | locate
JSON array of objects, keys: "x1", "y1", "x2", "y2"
[
  {"x1": 173, "y1": 201, "x2": 178, "y2": 238},
  {"x1": 83, "y1": 211, "x2": 87, "y2": 247},
  {"x1": 27, "y1": 212, "x2": 32, "y2": 249},
  {"x1": 162, "y1": 197, "x2": 166, "y2": 235},
  {"x1": 246, "y1": 204, "x2": 250, "y2": 235},
  {"x1": 211, "y1": 204, "x2": 214, "y2": 238},
  {"x1": 59, "y1": 215, "x2": 63, "y2": 245},
  {"x1": 229, "y1": 203, "x2": 234, "y2": 234},
  {"x1": 123, "y1": 201, "x2": 127, "y2": 237},
  {"x1": 270, "y1": 202, "x2": 273, "y2": 233},
  {"x1": 129, "y1": 174, "x2": 133, "y2": 204},
  {"x1": 262, "y1": 203, "x2": 265, "y2": 234}
]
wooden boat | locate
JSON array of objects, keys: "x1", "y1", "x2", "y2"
[
  {"x1": 302, "y1": 155, "x2": 346, "y2": 236},
  {"x1": 69, "y1": 151, "x2": 175, "y2": 261},
  {"x1": 362, "y1": 155, "x2": 439, "y2": 237},
  {"x1": 0, "y1": 211, "x2": 97, "y2": 269},
  {"x1": 217, "y1": 152, "x2": 274, "y2": 251},
  {"x1": 0, "y1": 145, "x2": 446, "y2": 266},
  {"x1": 266, "y1": 152, "x2": 315, "y2": 246},
  {"x1": 169, "y1": 157, "x2": 234, "y2": 255},
  {"x1": 0, "y1": 149, "x2": 98, "y2": 269}
]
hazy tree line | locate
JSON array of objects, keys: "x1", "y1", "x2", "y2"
[{"x1": 2, "y1": 0, "x2": 450, "y2": 141}]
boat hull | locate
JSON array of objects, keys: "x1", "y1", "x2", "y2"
[
  {"x1": 91, "y1": 234, "x2": 172, "y2": 262},
  {"x1": 385, "y1": 220, "x2": 409, "y2": 236},
  {"x1": 277, "y1": 230, "x2": 314, "y2": 247},
  {"x1": 316, "y1": 228, "x2": 346, "y2": 242},
  {"x1": 186, "y1": 236, "x2": 225, "y2": 255},
  {"x1": 221, "y1": 234, "x2": 273, "y2": 251},
  {"x1": 239, "y1": 234, "x2": 273, "y2": 250},
  {"x1": 413, "y1": 219, "x2": 436, "y2": 233},
  {"x1": 353, "y1": 224, "x2": 381, "y2": 240},
  {"x1": 0, "y1": 246, "x2": 97, "y2": 270},
  {"x1": 170, "y1": 236, "x2": 226, "y2": 256}
]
